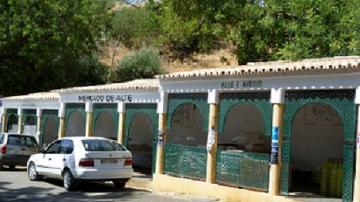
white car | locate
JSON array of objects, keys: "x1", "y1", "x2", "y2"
[{"x1": 26, "y1": 137, "x2": 133, "y2": 190}]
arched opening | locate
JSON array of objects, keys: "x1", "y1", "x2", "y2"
[
  {"x1": 94, "y1": 112, "x2": 116, "y2": 140},
  {"x1": 164, "y1": 103, "x2": 207, "y2": 180},
  {"x1": 7, "y1": 114, "x2": 18, "y2": 133},
  {"x1": 65, "y1": 111, "x2": 85, "y2": 137},
  {"x1": 23, "y1": 115, "x2": 36, "y2": 136},
  {"x1": 43, "y1": 116, "x2": 58, "y2": 147},
  {"x1": 216, "y1": 103, "x2": 270, "y2": 190},
  {"x1": 128, "y1": 113, "x2": 153, "y2": 173},
  {"x1": 291, "y1": 103, "x2": 344, "y2": 198},
  {"x1": 168, "y1": 103, "x2": 206, "y2": 146},
  {"x1": 219, "y1": 103, "x2": 270, "y2": 153}
]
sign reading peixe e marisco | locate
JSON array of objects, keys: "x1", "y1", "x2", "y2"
[
  {"x1": 220, "y1": 80, "x2": 262, "y2": 89},
  {"x1": 78, "y1": 94, "x2": 132, "y2": 103}
]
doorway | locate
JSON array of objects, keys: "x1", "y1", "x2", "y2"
[{"x1": 290, "y1": 103, "x2": 344, "y2": 198}]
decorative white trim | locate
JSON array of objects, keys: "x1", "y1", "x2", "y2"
[
  {"x1": 355, "y1": 87, "x2": 360, "y2": 104},
  {"x1": 117, "y1": 102, "x2": 125, "y2": 113},
  {"x1": 207, "y1": 89, "x2": 219, "y2": 104},
  {"x1": 160, "y1": 72, "x2": 360, "y2": 93},
  {"x1": 59, "y1": 90, "x2": 160, "y2": 104},
  {"x1": 2, "y1": 100, "x2": 59, "y2": 110},
  {"x1": 85, "y1": 102, "x2": 93, "y2": 113},
  {"x1": 157, "y1": 92, "x2": 168, "y2": 113},
  {"x1": 36, "y1": 108, "x2": 42, "y2": 117},
  {"x1": 270, "y1": 88, "x2": 285, "y2": 104},
  {"x1": 58, "y1": 102, "x2": 66, "y2": 118},
  {"x1": 17, "y1": 108, "x2": 22, "y2": 116}
]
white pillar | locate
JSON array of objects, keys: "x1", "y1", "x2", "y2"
[
  {"x1": 117, "y1": 102, "x2": 126, "y2": 144},
  {"x1": 17, "y1": 108, "x2": 23, "y2": 134},
  {"x1": 36, "y1": 108, "x2": 42, "y2": 144},
  {"x1": 85, "y1": 102, "x2": 94, "y2": 137},
  {"x1": 0, "y1": 107, "x2": 6, "y2": 133},
  {"x1": 58, "y1": 102, "x2": 66, "y2": 139}
]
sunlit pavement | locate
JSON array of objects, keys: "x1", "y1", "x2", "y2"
[{"x1": 0, "y1": 167, "x2": 217, "y2": 202}]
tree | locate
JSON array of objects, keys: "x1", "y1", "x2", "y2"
[
  {"x1": 108, "y1": 47, "x2": 164, "y2": 82},
  {"x1": 108, "y1": 7, "x2": 157, "y2": 66},
  {"x1": 149, "y1": 0, "x2": 360, "y2": 64},
  {"x1": 145, "y1": 0, "x2": 221, "y2": 61},
  {"x1": 0, "y1": 0, "x2": 111, "y2": 96}
]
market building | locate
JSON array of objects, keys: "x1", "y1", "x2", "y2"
[
  {"x1": 1, "y1": 92, "x2": 59, "y2": 146},
  {"x1": 2, "y1": 56, "x2": 360, "y2": 202},
  {"x1": 153, "y1": 56, "x2": 360, "y2": 202},
  {"x1": 53, "y1": 79, "x2": 160, "y2": 174}
]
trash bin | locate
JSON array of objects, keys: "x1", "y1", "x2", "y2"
[{"x1": 320, "y1": 160, "x2": 342, "y2": 197}]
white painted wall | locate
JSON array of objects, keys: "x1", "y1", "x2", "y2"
[
  {"x1": 65, "y1": 111, "x2": 85, "y2": 137},
  {"x1": 43, "y1": 116, "x2": 58, "y2": 146},
  {"x1": 160, "y1": 72, "x2": 360, "y2": 93},
  {"x1": 168, "y1": 104, "x2": 207, "y2": 147},
  {"x1": 218, "y1": 104, "x2": 270, "y2": 153},
  {"x1": 94, "y1": 112, "x2": 116, "y2": 140},
  {"x1": 128, "y1": 113, "x2": 153, "y2": 168},
  {"x1": 292, "y1": 104, "x2": 343, "y2": 171}
]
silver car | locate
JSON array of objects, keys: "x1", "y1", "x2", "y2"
[{"x1": 0, "y1": 133, "x2": 39, "y2": 170}]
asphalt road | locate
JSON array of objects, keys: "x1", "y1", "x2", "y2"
[{"x1": 0, "y1": 167, "x2": 217, "y2": 202}]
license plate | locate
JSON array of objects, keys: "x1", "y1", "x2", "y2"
[{"x1": 100, "y1": 159, "x2": 118, "y2": 164}]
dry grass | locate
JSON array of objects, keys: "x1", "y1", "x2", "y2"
[{"x1": 100, "y1": 45, "x2": 238, "y2": 73}]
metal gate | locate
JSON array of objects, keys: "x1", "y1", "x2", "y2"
[
  {"x1": 216, "y1": 92, "x2": 272, "y2": 191},
  {"x1": 164, "y1": 93, "x2": 209, "y2": 180}
]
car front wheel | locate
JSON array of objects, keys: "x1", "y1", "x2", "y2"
[
  {"x1": 63, "y1": 170, "x2": 78, "y2": 191},
  {"x1": 28, "y1": 162, "x2": 40, "y2": 181}
]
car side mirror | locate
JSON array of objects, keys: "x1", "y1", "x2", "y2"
[{"x1": 39, "y1": 148, "x2": 45, "y2": 153}]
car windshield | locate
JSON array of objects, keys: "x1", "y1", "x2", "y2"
[
  {"x1": 7, "y1": 135, "x2": 38, "y2": 147},
  {"x1": 82, "y1": 139, "x2": 126, "y2": 151}
]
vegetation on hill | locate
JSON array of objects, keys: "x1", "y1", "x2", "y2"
[{"x1": 1, "y1": 0, "x2": 360, "y2": 96}]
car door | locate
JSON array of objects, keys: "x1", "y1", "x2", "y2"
[
  {"x1": 45, "y1": 140, "x2": 67, "y2": 179},
  {"x1": 59, "y1": 140, "x2": 74, "y2": 171},
  {"x1": 38, "y1": 140, "x2": 62, "y2": 178}
]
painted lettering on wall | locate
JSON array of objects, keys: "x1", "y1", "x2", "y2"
[
  {"x1": 21, "y1": 103, "x2": 36, "y2": 107},
  {"x1": 78, "y1": 94, "x2": 132, "y2": 103},
  {"x1": 271, "y1": 127, "x2": 279, "y2": 164},
  {"x1": 220, "y1": 80, "x2": 262, "y2": 89}
]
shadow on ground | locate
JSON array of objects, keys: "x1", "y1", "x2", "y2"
[{"x1": 0, "y1": 177, "x2": 151, "y2": 202}]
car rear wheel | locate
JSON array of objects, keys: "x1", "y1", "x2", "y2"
[
  {"x1": 63, "y1": 170, "x2": 78, "y2": 191},
  {"x1": 28, "y1": 162, "x2": 40, "y2": 181},
  {"x1": 113, "y1": 180, "x2": 126, "y2": 189}
]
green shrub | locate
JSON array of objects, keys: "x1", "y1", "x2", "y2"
[{"x1": 108, "y1": 47, "x2": 164, "y2": 82}]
